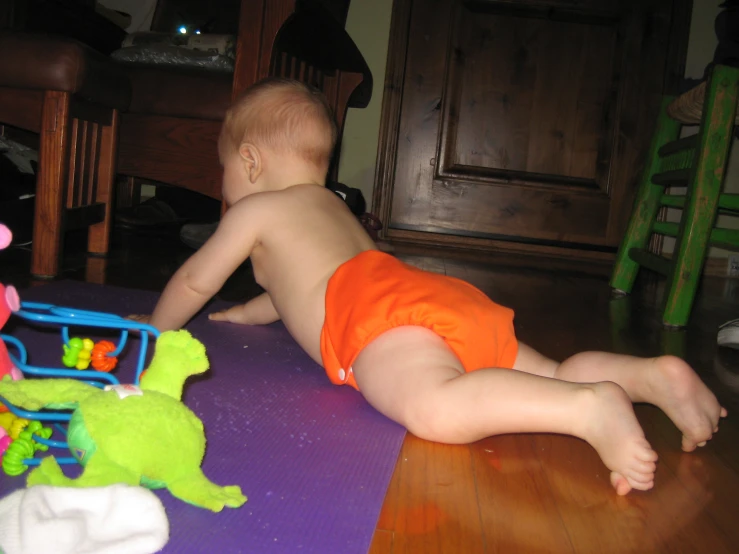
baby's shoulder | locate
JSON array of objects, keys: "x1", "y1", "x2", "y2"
[
  {"x1": 226, "y1": 192, "x2": 284, "y2": 218},
  {"x1": 224, "y1": 186, "x2": 329, "y2": 227}
]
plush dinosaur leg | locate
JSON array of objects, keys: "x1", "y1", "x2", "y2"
[
  {"x1": 140, "y1": 330, "x2": 209, "y2": 401},
  {"x1": 26, "y1": 457, "x2": 68, "y2": 487},
  {"x1": 0, "y1": 379, "x2": 98, "y2": 411},
  {"x1": 27, "y1": 455, "x2": 139, "y2": 488},
  {"x1": 166, "y1": 469, "x2": 246, "y2": 512}
]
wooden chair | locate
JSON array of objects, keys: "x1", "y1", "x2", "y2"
[
  {"x1": 0, "y1": 1, "x2": 369, "y2": 277},
  {"x1": 0, "y1": 32, "x2": 131, "y2": 278},
  {"x1": 610, "y1": 64, "x2": 739, "y2": 327},
  {"x1": 116, "y1": 0, "x2": 371, "y2": 203}
]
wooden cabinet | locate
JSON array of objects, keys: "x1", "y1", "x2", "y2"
[{"x1": 374, "y1": 0, "x2": 692, "y2": 261}]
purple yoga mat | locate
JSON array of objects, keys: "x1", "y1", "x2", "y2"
[{"x1": 0, "y1": 281, "x2": 405, "y2": 553}]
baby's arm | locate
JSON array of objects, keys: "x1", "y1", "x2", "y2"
[
  {"x1": 149, "y1": 200, "x2": 261, "y2": 331},
  {"x1": 209, "y1": 292, "x2": 280, "y2": 325}
]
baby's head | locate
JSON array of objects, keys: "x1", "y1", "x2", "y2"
[{"x1": 219, "y1": 78, "x2": 337, "y2": 203}]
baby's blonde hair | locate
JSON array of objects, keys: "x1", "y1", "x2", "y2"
[{"x1": 220, "y1": 77, "x2": 338, "y2": 171}]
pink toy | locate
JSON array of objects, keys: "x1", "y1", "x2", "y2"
[
  {"x1": 0, "y1": 224, "x2": 11, "y2": 250},
  {"x1": 0, "y1": 224, "x2": 23, "y2": 389},
  {"x1": 0, "y1": 428, "x2": 10, "y2": 454}
]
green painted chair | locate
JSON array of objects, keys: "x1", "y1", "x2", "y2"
[{"x1": 610, "y1": 64, "x2": 739, "y2": 327}]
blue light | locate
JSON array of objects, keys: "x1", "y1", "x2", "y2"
[
  {"x1": 195, "y1": 30, "x2": 201, "y2": 35},
  {"x1": 179, "y1": 26, "x2": 187, "y2": 34}
]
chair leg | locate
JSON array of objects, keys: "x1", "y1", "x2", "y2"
[
  {"x1": 610, "y1": 97, "x2": 681, "y2": 294},
  {"x1": 116, "y1": 175, "x2": 142, "y2": 209},
  {"x1": 88, "y1": 109, "x2": 119, "y2": 256},
  {"x1": 31, "y1": 91, "x2": 71, "y2": 278},
  {"x1": 663, "y1": 65, "x2": 739, "y2": 327}
]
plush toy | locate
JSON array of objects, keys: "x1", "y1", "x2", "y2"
[
  {"x1": 0, "y1": 330, "x2": 247, "y2": 512},
  {"x1": 1, "y1": 224, "x2": 23, "y2": 414}
]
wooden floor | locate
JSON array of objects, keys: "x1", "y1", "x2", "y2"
[{"x1": 2, "y1": 228, "x2": 739, "y2": 553}]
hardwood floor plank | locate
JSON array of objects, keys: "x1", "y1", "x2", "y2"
[
  {"x1": 639, "y1": 405, "x2": 739, "y2": 550},
  {"x1": 379, "y1": 435, "x2": 486, "y2": 554},
  {"x1": 528, "y1": 411, "x2": 734, "y2": 553},
  {"x1": 471, "y1": 435, "x2": 574, "y2": 553},
  {"x1": 532, "y1": 433, "x2": 654, "y2": 553},
  {"x1": 369, "y1": 530, "x2": 394, "y2": 554}
]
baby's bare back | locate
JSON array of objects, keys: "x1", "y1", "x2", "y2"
[{"x1": 249, "y1": 184, "x2": 377, "y2": 363}]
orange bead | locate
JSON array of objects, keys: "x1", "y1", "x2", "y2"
[{"x1": 91, "y1": 340, "x2": 118, "y2": 372}]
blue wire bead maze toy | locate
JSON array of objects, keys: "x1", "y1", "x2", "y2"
[
  {"x1": 0, "y1": 302, "x2": 161, "y2": 475},
  {"x1": 0, "y1": 223, "x2": 160, "y2": 476},
  {"x1": 5, "y1": 301, "x2": 160, "y2": 386}
]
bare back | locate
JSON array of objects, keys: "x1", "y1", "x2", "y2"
[{"x1": 242, "y1": 184, "x2": 376, "y2": 363}]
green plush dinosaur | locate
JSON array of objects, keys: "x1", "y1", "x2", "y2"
[{"x1": 0, "y1": 330, "x2": 246, "y2": 512}]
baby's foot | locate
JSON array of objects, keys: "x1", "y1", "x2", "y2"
[
  {"x1": 645, "y1": 356, "x2": 727, "y2": 452},
  {"x1": 579, "y1": 382, "x2": 658, "y2": 495}
]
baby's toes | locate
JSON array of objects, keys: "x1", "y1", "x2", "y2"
[
  {"x1": 682, "y1": 423, "x2": 714, "y2": 451},
  {"x1": 627, "y1": 477, "x2": 654, "y2": 491},
  {"x1": 682, "y1": 434, "x2": 709, "y2": 451},
  {"x1": 713, "y1": 406, "x2": 728, "y2": 429},
  {"x1": 636, "y1": 446, "x2": 659, "y2": 463},
  {"x1": 634, "y1": 459, "x2": 657, "y2": 474},
  {"x1": 624, "y1": 467, "x2": 654, "y2": 484},
  {"x1": 682, "y1": 436, "x2": 697, "y2": 452},
  {"x1": 611, "y1": 472, "x2": 632, "y2": 496}
]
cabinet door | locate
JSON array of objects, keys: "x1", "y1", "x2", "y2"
[{"x1": 378, "y1": 0, "x2": 688, "y2": 253}]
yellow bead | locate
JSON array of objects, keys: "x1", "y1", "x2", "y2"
[
  {"x1": 0, "y1": 412, "x2": 17, "y2": 432},
  {"x1": 9, "y1": 417, "x2": 29, "y2": 440}
]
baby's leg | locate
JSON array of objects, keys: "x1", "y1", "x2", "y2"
[
  {"x1": 351, "y1": 326, "x2": 658, "y2": 495},
  {"x1": 515, "y1": 344, "x2": 728, "y2": 453}
]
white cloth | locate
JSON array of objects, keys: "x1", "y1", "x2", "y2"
[{"x1": 0, "y1": 485, "x2": 168, "y2": 554}]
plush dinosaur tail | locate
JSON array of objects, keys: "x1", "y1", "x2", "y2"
[
  {"x1": 140, "y1": 330, "x2": 209, "y2": 401},
  {"x1": 0, "y1": 378, "x2": 97, "y2": 411}
]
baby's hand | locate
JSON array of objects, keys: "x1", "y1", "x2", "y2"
[
  {"x1": 127, "y1": 314, "x2": 151, "y2": 324},
  {"x1": 208, "y1": 297, "x2": 278, "y2": 326},
  {"x1": 209, "y1": 306, "x2": 250, "y2": 324}
]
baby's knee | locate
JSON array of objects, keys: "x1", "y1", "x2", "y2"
[{"x1": 402, "y1": 394, "x2": 467, "y2": 445}]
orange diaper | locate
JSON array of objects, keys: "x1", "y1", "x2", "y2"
[{"x1": 320, "y1": 250, "x2": 518, "y2": 390}]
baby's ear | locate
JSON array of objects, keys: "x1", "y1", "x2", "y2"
[
  {"x1": 238, "y1": 142, "x2": 254, "y2": 162},
  {"x1": 239, "y1": 143, "x2": 262, "y2": 183}
]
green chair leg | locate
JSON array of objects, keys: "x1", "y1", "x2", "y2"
[
  {"x1": 663, "y1": 65, "x2": 739, "y2": 327},
  {"x1": 610, "y1": 97, "x2": 681, "y2": 294}
]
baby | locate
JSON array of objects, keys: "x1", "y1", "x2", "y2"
[{"x1": 144, "y1": 77, "x2": 726, "y2": 496}]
